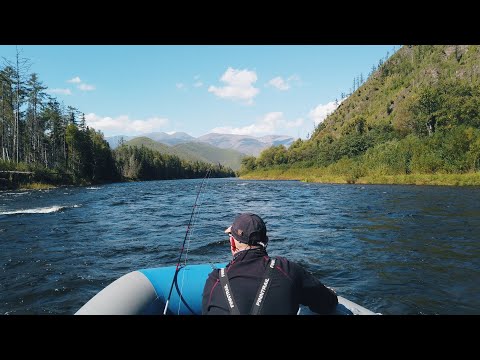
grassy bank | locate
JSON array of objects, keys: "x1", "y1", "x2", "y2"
[
  {"x1": 20, "y1": 182, "x2": 58, "y2": 190},
  {"x1": 240, "y1": 167, "x2": 480, "y2": 186}
]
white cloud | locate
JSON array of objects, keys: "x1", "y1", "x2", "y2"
[
  {"x1": 267, "y1": 76, "x2": 290, "y2": 91},
  {"x1": 208, "y1": 67, "x2": 259, "y2": 104},
  {"x1": 211, "y1": 112, "x2": 304, "y2": 136},
  {"x1": 47, "y1": 88, "x2": 72, "y2": 96},
  {"x1": 67, "y1": 76, "x2": 81, "y2": 84},
  {"x1": 85, "y1": 113, "x2": 169, "y2": 135},
  {"x1": 308, "y1": 101, "x2": 340, "y2": 125},
  {"x1": 78, "y1": 83, "x2": 95, "y2": 91},
  {"x1": 266, "y1": 74, "x2": 301, "y2": 91},
  {"x1": 193, "y1": 75, "x2": 203, "y2": 87},
  {"x1": 287, "y1": 74, "x2": 300, "y2": 82},
  {"x1": 66, "y1": 76, "x2": 95, "y2": 91},
  {"x1": 176, "y1": 83, "x2": 185, "y2": 89}
]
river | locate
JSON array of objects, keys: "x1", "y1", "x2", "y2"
[{"x1": 1, "y1": 178, "x2": 479, "y2": 314}]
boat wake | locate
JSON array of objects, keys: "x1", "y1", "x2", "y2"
[
  {"x1": 3, "y1": 192, "x2": 30, "y2": 196},
  {"x1": 0, "y1": 204, "x2": 81, "y2": 215}
]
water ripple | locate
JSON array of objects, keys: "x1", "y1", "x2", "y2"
[{"x1": 1, "y1": 179, "x2": 479, "y2": 315}]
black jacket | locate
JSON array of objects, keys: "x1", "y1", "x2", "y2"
[{"x1": 202, "y1": 247, "x2": 338, "y2": 315}]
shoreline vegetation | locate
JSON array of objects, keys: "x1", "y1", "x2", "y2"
[
  {"x1": 11, "y1": 170, "x2": 480, "y2": 190},
  {"x1": 20, "y1": 182, "x2": 57, "y2": 190},
  {"x1": 10, "y1": 169, "x2": 480, "y2": 190},
  {"x1": 0, "y1": 155, "x2": 236, "y2": 191},
  {"x1": 240, "y1": 168, "x2": 480, "y2": 186}
]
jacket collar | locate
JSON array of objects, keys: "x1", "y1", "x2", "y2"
[{"x1": 232, "y1": 246, "x2": 267, "y2": 262}]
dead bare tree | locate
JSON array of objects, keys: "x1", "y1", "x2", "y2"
[{"x1": 3, "y1": 46, "x2": 31, "y2": 163}]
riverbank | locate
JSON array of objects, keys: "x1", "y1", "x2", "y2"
[
  {"x1": 240, "y1": 168, "x2": 480, "y2": 186},
  {"x1": 1, "y1": 179, "x2": 89, "y2": 191},
  {"x1": 20, "y1": 182, "x2": 58, "y2": 190}
]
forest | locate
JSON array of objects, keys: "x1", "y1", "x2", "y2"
[{"x1": 0, "y1": 50, "x2": 234, "y2": 189}]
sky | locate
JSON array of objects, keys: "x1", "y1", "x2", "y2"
[{"x1": 0, "y1": 45, "x2": 398, "y2": 139}]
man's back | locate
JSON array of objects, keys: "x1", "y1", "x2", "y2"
[{"x1": 202, "y1": 247, "x2": 338, "y2": 315}]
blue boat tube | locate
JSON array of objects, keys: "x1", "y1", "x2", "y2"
[{"x1": 75, "y1": 263, "x2": 378, "y2": 315}]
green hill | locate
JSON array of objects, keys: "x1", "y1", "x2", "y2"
[
  {"x1": 126, "y1": 137, "x2": 201, "y2": 161},
  {"x1": 125, "y1": 137, "x2": 245, "y2": 171},
  {"x1": 316, "y1": 45, "x2": 480, "y2": 140},
  {"x1": 174, "y1": 142, "x2": 245, "y2": 171},
  {"x1": 240, "y1": 45, "x2": 480, "y2": 186}
]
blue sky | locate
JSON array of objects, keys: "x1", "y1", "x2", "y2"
[{"x1": 1, "y1": 45, "x2": 398, "y2": 139}]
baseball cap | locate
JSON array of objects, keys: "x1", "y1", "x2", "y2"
[{"x1": 225, "y1": 213, "x2": 268, "y2": 246}]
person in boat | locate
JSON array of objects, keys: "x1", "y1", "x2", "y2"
[{"x1": 202, "y1": 213, "x2": 338, "y2": 315}]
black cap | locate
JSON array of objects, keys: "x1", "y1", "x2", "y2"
[{"x1": 225, "y1": 213, "x2": 268, "y2": 246}]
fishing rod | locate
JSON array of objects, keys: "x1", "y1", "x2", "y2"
[{"x1": 163, "y1": 169, "x2": 211, "y2": 315}]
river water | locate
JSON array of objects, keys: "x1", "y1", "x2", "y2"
[{"x1": 1, "y1": 178, "x2": 479, "y2": 315}]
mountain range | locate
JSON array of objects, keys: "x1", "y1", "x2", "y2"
[
  {"x1": 106, "y1": 132, "x2": 295, "y2": 171},
  {"x1": 106, "y1": 132, "x2": 294, "y2": 156}
]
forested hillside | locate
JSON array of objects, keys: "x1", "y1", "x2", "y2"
[
  {"x1": 113, "y1": 144, "x2": 234, "y2": 180},
  {"x1": 240, "y1": 45, "x2": 480, "y2": 185},
  {"x1": 125, "y1": 137, "x2": 245, "y2": 170}
]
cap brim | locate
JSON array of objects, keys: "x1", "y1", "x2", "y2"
[{"x1": 224, "y1": 225, "x2": 232, "y2": 234}]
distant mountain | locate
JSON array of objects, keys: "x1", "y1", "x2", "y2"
[
  {"x1": 258, "y1": 135, "x2": 295, "y2": 147},
  {"x1": 174, "y1": 142, "x2": 245, "y2": 171},
  {"x1": 105, "y1": 135, "x2": 135, "y2": 149},
  {"x1": 124, "y1": 137, "x2": 245, "y2": 171},
  {"x1": 126, "y1": 137, "x2": 177, "y2": 156},
  {"x1": 142, "y1": 131, "x2": 196, "y2": 145},
  {"x1": 107, "y1": 132, "x2": 294, "y2": 156},
  {"x1": 106, "y1": 132, "x2": 195, "y2": 149},
  {"x1": 197, "y1": 133, "x2": 294, "y2": 156}
]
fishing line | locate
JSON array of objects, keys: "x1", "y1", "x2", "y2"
[
  {"x1": 163, "y1": 169, "x2": 211, "y2": 315},
  {"x1": 176, "y1": 170, "x2": 211, "y2": 314},
  {"x1": 182, "y1": 171, "x2": 210, "y2": 267}
]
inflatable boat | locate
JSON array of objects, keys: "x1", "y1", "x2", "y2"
[{"x1": 75, "y1": 263, "x2": 378, "y2": 315}]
